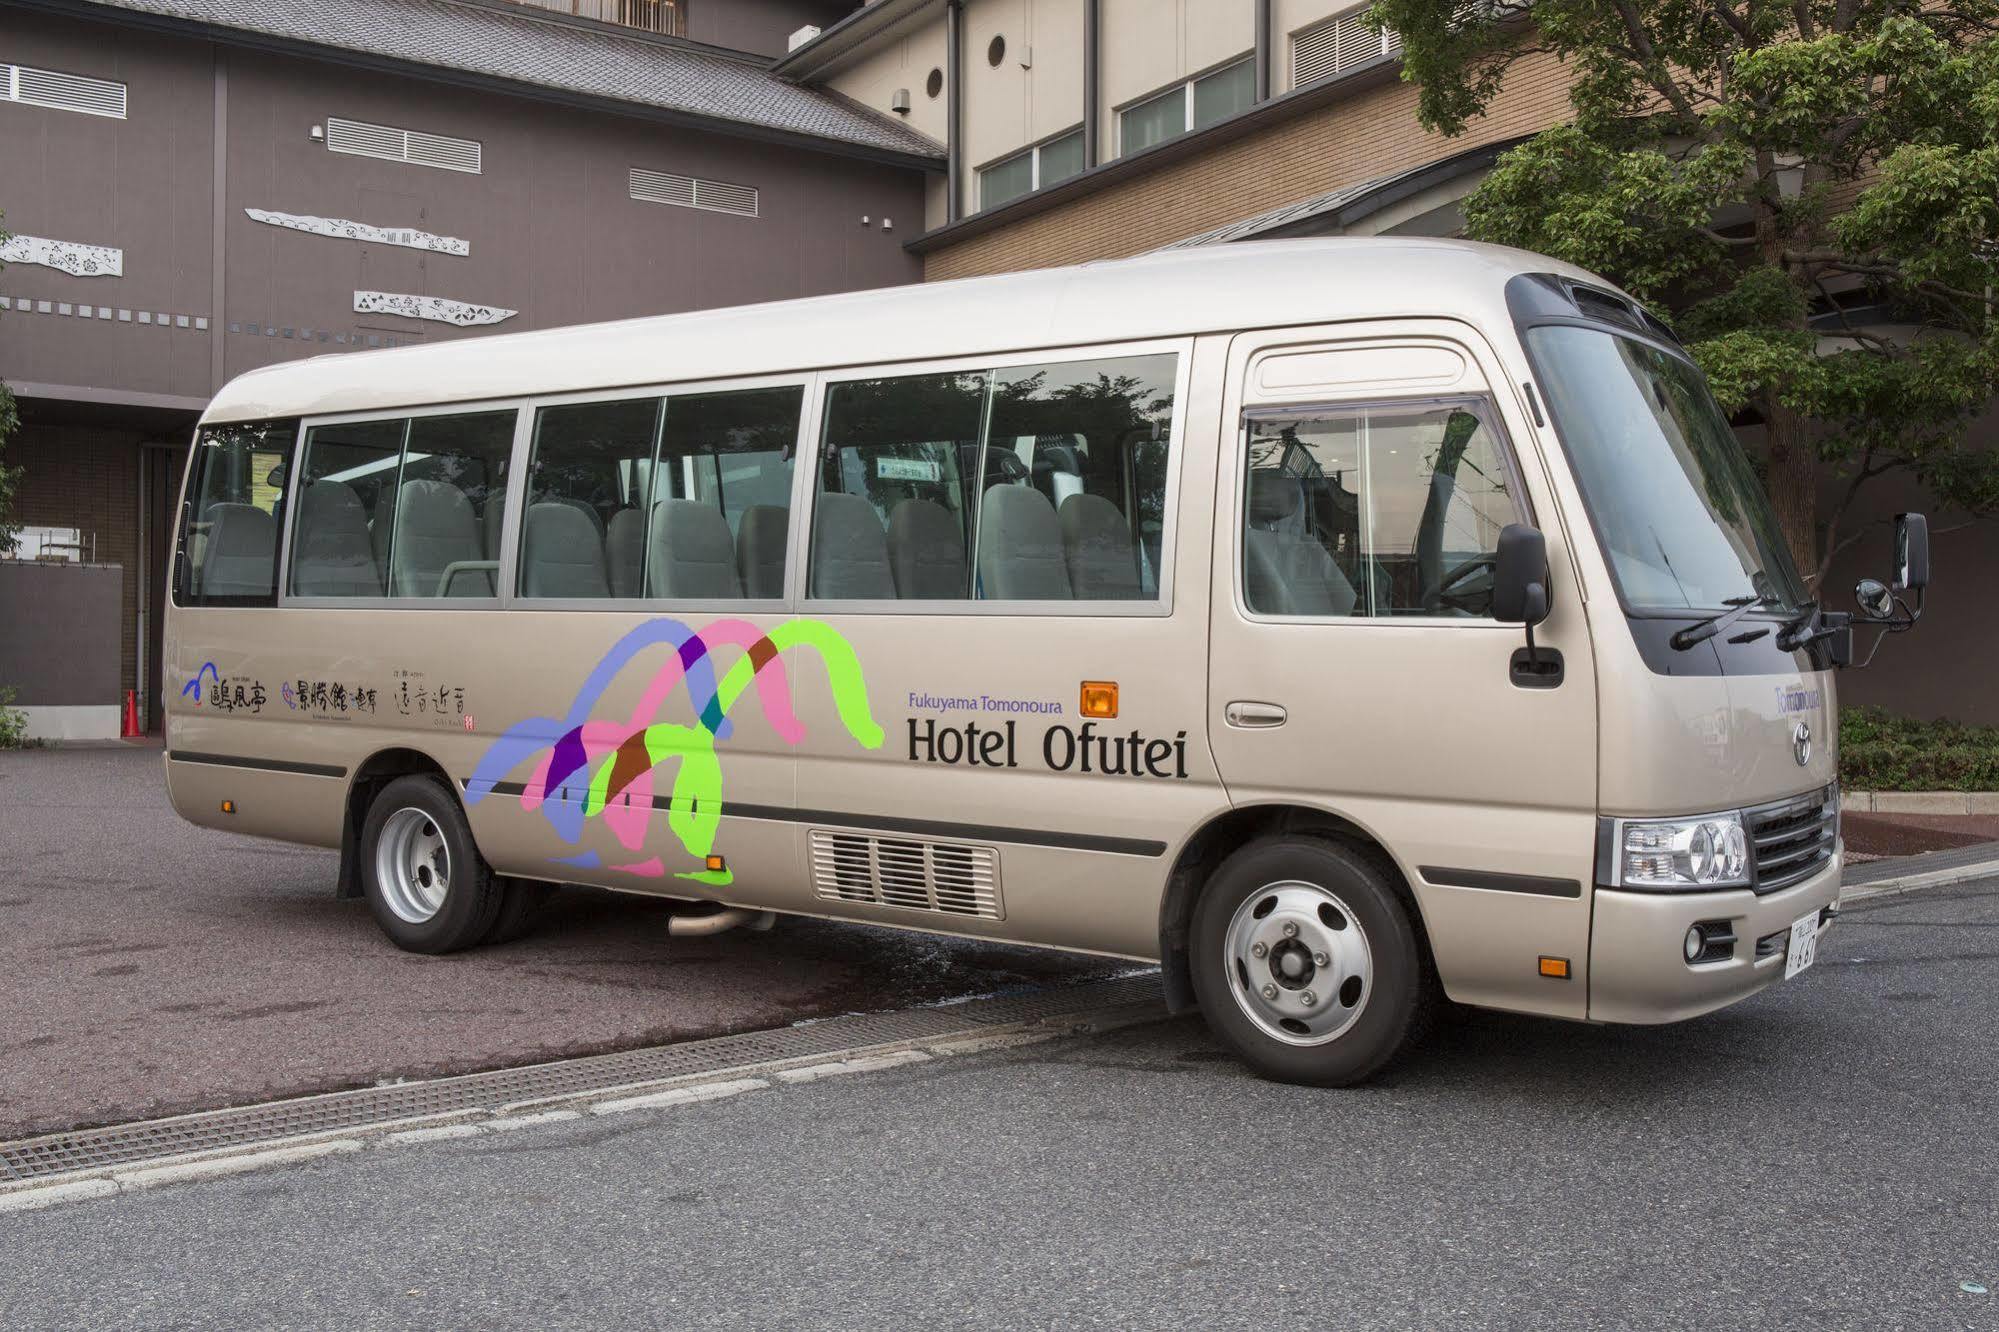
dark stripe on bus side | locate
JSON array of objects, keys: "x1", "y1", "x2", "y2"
[
  {"x1": 1419, "y1": 865, "x2": 1583, "y2": 899},
  {"x1": 471, "y1": 781, "x2": 1166, "y2": 858},
  {"x1": 169, "y1": 751, "x2": 347, "y2": 779}
]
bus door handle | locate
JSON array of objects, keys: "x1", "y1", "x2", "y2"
[{"x1": 1224, "y1": 701, "x2": 1288, "y2": 729}]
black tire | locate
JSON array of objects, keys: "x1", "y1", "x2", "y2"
[
  {"x1": 483, "y1": 877, "x2": 555, "y2": 946},
  {"x1": 359, "y1": 775, "x2": 503, "y2": 954},
  {"x1": 1189, "y1": 835, "x2": 1436, "y2": 1086}
]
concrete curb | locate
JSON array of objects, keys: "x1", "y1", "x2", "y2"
[
  {"x1": 1841, "y1": 855, "x2": 1999, "y2": 905},
  {"x1": 1841, "y1": 790, "x2": 1999, "y2": 815},
  {"x1": 0, "y1": 1000, "x2": 1161, "y2": 1213}
]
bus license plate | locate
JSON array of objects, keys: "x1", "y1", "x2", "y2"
[{"x1": 1784, "y1": 912, "x2": 1820, "y2": 979}]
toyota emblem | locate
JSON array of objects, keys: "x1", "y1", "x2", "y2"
[{"x1": 1792, "y1": 720, "x2": 1812, "y2": 766}]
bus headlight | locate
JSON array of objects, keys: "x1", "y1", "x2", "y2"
[{"x1": 1620, "y1": 814, "x2": 1750, "y2": 890}]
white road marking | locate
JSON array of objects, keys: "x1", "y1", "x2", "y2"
[{"x1": 588, "y1": 1078, "x2": 771, "y2": 1116}]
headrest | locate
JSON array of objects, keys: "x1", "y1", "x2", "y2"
[{"x1": 1247, "y1": 471, "x2": 1301, "y2": 524}]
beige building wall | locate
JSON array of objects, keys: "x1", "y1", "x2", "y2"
[
  {"x1": 822, "y1": 19, "x2": 952, "y2": 144},
  {"x1": 922, "y1": 46, "x2": 1572, "y2": 280}
]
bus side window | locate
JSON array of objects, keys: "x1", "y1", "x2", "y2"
[
  {"x1": 290, "y1": 411, "x2": 515, "y2": 601},
  {"x1": 651, "y1": 384, "x2": 803, "y2": 601},
  {"x1": 177, "y1": 419, "x2": 300, "y2": 606},
  {"x1": 1241, "y1": 402, "x2": 1521, "y2": 618},
  {"x1": 520, "y1": 397, "x2": 663, "y2": 600},
  {"x1": 982, "y1": 353, "x2": 1175, "y2": 602},
  {"x1": 810, "y1": 371, "x2": 982, "y2": 600}
]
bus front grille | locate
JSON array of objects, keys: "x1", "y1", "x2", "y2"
[
  {"x1": 809, "y1": 829, "x2": 1004, "y2": 920},
  {"x1": 1748, "y1": 785, "x2": 1837, "y2": 894}
]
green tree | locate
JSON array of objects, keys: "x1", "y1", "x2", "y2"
[
  {"x1": 1371, "y1": 0, "x2": 1999, "y2": 583},
  {"x1": 0, "y1": 208, "x2": 20, "y2": 558}
]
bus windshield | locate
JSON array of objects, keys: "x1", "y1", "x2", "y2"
[{"x1": 1528, "y1": 324, "x2": 1807, "y2": 614}]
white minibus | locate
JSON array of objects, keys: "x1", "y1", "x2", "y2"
[{"x1": 163, "y1": 239, "x2": 1929, "y2": 1084}]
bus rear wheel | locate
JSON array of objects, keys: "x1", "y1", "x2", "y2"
[
  {"x1": 1190, "y1": 836, "x2": 1435, "y2": 1086},
  {"x1": 360, "y1": 775, "x2": 502, "y2": 953}
]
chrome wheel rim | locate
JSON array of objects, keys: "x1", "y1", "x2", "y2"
[
  {"x1": 375, "y1": 807, "x2": 451, "y2": 925},
  {"x1": 1223, "y1": 881, "x2": 1373, "y2": 1046}
]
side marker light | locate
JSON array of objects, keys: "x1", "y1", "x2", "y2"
[
  {"x1": 1538, "y1": 956, "x2": 1570, "y2": 979},
  {"x1": 1080, "y1": 681, "x2": 1119, "y2": 719}
]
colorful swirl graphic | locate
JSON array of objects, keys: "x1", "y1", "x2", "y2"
[{"x1": 467, "y1": 618, "x2": 881, "y2": 884}]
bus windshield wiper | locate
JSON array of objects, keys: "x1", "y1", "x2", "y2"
[
  {"x1": 1669, "y1": 595, "x2": 1779, "y2": 651},
  {"x1": 1775, "y1": 599, "x2": 1830, "y2": 652}
]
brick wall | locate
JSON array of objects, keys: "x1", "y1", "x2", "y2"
[
  {"x1": 923, "y1": 49, "x2": 1575, "y2": 280},
  {"x1": 7, "y1": 422, "x2": 146, "y2": 697}
]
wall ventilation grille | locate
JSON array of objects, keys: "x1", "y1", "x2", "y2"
[
  {"x1": 630, "y1": 168, "x2": 760, "y2": 218},
  {"x1": 808, "y1": 829, "x2": 1002, "y2": 920},
  {"x1": 1, "y1": 64, "x2": 128, "y2": 119},
  {"x1": 1291, "y1": 9, "x2": 1402, "y2": 88},
  {"x1": 325, "y1": 116, "x2": 482, "y2": 174}
]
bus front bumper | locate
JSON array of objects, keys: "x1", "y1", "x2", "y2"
[{"x1": 1587, "y1": 851, "x2": 1842, "y2": 1025}]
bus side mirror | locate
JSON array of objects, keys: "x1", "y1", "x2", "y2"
[
  {"x1": 1855, "y1": 578, "x2": 1893, "y2": 620},
  {"x1": 1893, "y1": 512, "x2": 1929, "y2": 592},
  {"x1": 1493, "y1": 524, "x2": 1551, "y2": 626}
]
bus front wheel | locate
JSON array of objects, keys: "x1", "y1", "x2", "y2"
[
  {"x1": 1190, "y1": 836, "x2": 1435, "y2": 1086},
  {"x1": 360, "y1": 775, "x2": 503, "y2": 954}
]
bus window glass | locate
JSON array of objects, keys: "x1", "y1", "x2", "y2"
[
  {"x1": 1243, "y1": 403, "x2": 1520, "y2": 617},
  {"x1": 178, "y1": 419, "x2": 298, "y2": 605},
  {"x1": 521, "y1": 397, "x2": 663, "y2": 600},
  {"x1": 812, "y1": 371, "x2": 984, "y2": 600},
  {"x1": 649, "y1": 385, "x2": 803, "y2": 600},
  {"x1": 982, "y1": 353, "x2": 1175, "y2": 601},
  {"x1": 291, "y1": 418, "x2": 404, "y2": 599},
  {"x1": 395, "y1": 411, "x2": 516, "y2": 599}
]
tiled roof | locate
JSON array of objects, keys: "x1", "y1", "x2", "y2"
[{"x1": 70, "y1": 0, "x2": 945, "y2": 160}]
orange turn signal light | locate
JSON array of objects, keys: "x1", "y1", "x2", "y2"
[
  {"x1": 1538, "y1": 956, "x2": 1570, "y2": 980},
  {"x1": 705, "y1": 855, "x2": 726, "y2": 872},
  {"x1": 1080, "y1": 680, "x2": 1119, "y2": 719},
  {"x1": 220, "y1": 800, "x2": 236, "y2": 815}
]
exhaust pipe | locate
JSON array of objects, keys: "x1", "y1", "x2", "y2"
[{"x1": 667, "y1": 907, "x2": 776, "y2": 938}]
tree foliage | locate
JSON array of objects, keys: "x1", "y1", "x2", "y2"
[
  {"x1": 1370, "y1": 0, "x2": 1999, "y2": 581},
  {"x1": 0, "y1": 207, "x2": 20, "y2": 559}
]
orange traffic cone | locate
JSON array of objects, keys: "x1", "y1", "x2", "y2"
[{"x1": 121, "y1": 690, "x2": 139, "y2": 739}]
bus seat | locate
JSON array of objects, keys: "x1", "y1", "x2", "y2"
[
  {"x1": 810, "y1": 492, "x2": 896, "y2": 599},
  {"x1": 736, "y1": 504, "x2": 789, "y2": 599},
  {"x1": 647, "y1": 498, "x2": 740, "y2": 599},
  {"x1": 977, "y1": 485, "x2": 1072, "y2": 600},
  {"x1": 392, "y1": 479, "x2": 488, "y2": 597},
  {"x1": 1059, "y1": 493, "x2": 1142, "y2": 599},
  {"x1": 200, "y1": 503, "x2": 277, "y2": 597},
  {"x1": 292, "y1": 480, "x2": 382, "y2": 597},
  {"x1": 604, "y1": 507, "x2": 646, "y2": 598},
  {"x1": 522, "y1": 501, "x2": 609, "y2": 599},
  {"x1": 481, "y1": 495, "x2": 505, "y2": 562},
  {"x1": 1245, "y1": 471, "x2": 1358, "y2": 617},
  {"x1": 887, "y1": 497, "x2": 967, "y2": 599}
]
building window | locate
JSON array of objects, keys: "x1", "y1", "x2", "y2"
[
  {"x1": 0, "y1": 63, "x2": 127, "y2": 119},
  {"x1": 325, "y1": 116, "x2": 482, "y2": 174},
  {"x1": 1292, "y1": 6, "x2": 1403, "y2": 90},
  {"x1": 976, "y1": 128, "x2": 1085, "y2": 212},
  {"x1": 1118, "y1": 59, "x2": 1254, "y2": 157}
]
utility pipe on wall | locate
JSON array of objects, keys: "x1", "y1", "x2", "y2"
[{"x1": 946, "y1": 0, "x2": 963, "y2": 222}]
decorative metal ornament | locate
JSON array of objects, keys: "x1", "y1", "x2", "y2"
[
  {"x1": 245, "y1": 209, "x2": 469, "y2": 256},
  {"x1": 354, "y1": 290, "x2": 515, "y2": 327},
  {"x1": 0, "y1": 234, "x2": 124, "y2": 277}
]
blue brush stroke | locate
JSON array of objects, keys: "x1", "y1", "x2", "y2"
[{"x1": 180, "y1": 662, "x2": 220, "y2": 702}]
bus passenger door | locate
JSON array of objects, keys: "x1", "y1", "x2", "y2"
[{"x1": 1205, "y1": 325, "x2": 1599, "y2": 1018}]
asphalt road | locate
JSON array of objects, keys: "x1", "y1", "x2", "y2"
[
  {"x1": 0, "y1": 745, "x2": 1116, "y2": 1138},
  {"x1": 5, "y1": 879, "x2": 1995, "y2": 1330}
]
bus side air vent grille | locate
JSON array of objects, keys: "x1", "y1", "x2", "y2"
[{"x1": 808, "y1": 829, "x2": 1003, "y2": 920}]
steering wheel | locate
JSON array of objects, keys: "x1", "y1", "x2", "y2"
[{"x1": 1430, "y1": 553, "x2": 1497, "y2": 613}]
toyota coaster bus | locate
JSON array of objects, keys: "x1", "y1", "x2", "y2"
[{"x1": 163, "y1": 238, "x2": 1930, "y2": 1085}]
